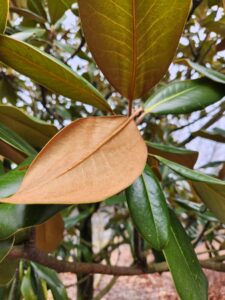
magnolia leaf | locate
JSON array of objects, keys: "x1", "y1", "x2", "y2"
[
  {"x1": 31, "y1": 263, "x2": 69, "y2": 300},
  {"x1": 0, "y1": 122, "x2": 36, "y2": 158},
  {"x1": 163, "y1": 211, "x2": 208, "y2": 300},
  {"x1": 0, "y1": 140, "x2": 26, "y2": 164},
  {"x1": 47, "y1": 0, "x2": 74, "y2": 24},
  {"x1": 0, "y1": 35, "x2": 112, "y2": 112},
  {"x1": 153, "y1": 155, "x2": 225, "y2": 223},
  {"x1": 0, "y1": 258, "x2": 18, "y2": 287},
  {"x1": 182, "y1": 59, "x2": 225, "y2": 84},
  {"x1": 0, "y1": 157, "x2": 67, "y2": 239},
  {"x1": 21, "y1": 267, "x2": 38, "y2": 300},
  {"x1": 1, "y1": 116, "x2": 147, "y2": 204},
  {"x1": 144, "y1": 78, "x2": 225, "y2": 115},
  {"x1": 35, "y1": 213, "x2": 64, "y2": 253},
  {"x1": 146, "y1": 142, "x2": 198, "y2": 169},
  {"x1": 0, "y1": 0, "x2": 9, "y2": 33},
  {"x1": 9, "y1": 7, "x2": 46, "y2": 24},
  {"x1": 126, "y1": 165, "x2": 170, "y2": 250},
  {"x1": 78, "y1": 0, "x2": 191, "y2": 101},
  {"x1": 0, "y1": 236, "x2": 14, "y2": 264},
  {"x1": 0, "y1": 105, "x2": 57, "y2": 148}
]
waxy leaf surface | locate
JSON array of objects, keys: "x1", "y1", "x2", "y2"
[
  {"x1": 78, "y1": 0, "x2": 191, "y2": 101},
  {"x1": 144, "y1": 79, "x2": 225, "y2": 115},
  {"x1": 1, "y1": 116, "x2": 147, "y2": 204},
  {"x1": 0, "y1": 35, "x2": 111, "y2": 112},
  {"x1": 163, "y1": 211, "x2": 208, "y2": 300},
  {"x1": 154, "y1": 155, "x2": 225, "y2": 223},
  {"x1": 126, "y1": 165, "x2": 170, "y2": 250}
]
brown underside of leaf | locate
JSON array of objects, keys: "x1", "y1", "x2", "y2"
[
  {"x1": 35, "y1": 213, "x2": 64, "y2": 253},
  {"x1": 0, "y1": 140, "x2": 26, "y2": 164},
  {"x1": 0, "y1": 116, "x2": 147, "y2": 204}
]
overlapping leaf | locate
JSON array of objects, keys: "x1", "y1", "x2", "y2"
[
  {"x1": 126, "y1": 165, "x2": 170, "y2": 250},
  {"x1": 0, "y1": 0, "x2": 8, "y2": 33},
  {"x1": 182, "y1": 59, "x2": 225, "y2": 84},
  {"x1": 78, "y1": 0, "x2": 191, "y2": 101},
  {"x1": 163, "y1": 211, "x2": 208, "y2": 300},
  {"x1": 0, "y1": 122, "x2": 36, "y2": 159},
  {"x1": 0, "y1": 236, "x2": 14, "y2": 264},
  {"x1": 0, "y1": 105, "x2": 57, "y2": 148},
  {"x1": 35, "y1": 213, "x2": 64, "y2": 253},
  {"x1": 1, "y1": 116, "x2": 147, "y2": 204},
  {"x1": 0, "y1": 157, "x2": 67, "y2": 239},
  {"x1": 0, "y1": 35, "x2": 111, "y2": 112},
  {"x1": 154, "y1": 155, "x2": 225, "y2": 223},
  {"x1": 144, "y1": 78, "x2": 225, "y2": 115},
  {"x1": 146, "y1": 142, "x2": 198, "y2": 168},
  {"x1": 47, "y1": 0, "x2": 74, "y2": 24}
]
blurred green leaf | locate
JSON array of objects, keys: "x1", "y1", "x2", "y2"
[
  {"x1": 0, "y1": 0, "x2": 8, "y2": 33},
  {"x1": 126, "y1": 165, "x2": 170, "y2": 250},
  {"x1": 144, "y1": 78, "x2": 225, "y2": 115},
  {"x1": 163, "y1": 211, "x2": 208, "y2": 300},
  {"x1": 21, "y1": 268, "x2": 38, "y2": 300},
  {"x1": 0, "y1": 258, "x2": 18, "y2": 287},
  {"x1": 0, "y1": 236, "x2": 14, "y2": 264},
  {"x1": 47, "y1": 0, "x2": 74, "y2": 24}
]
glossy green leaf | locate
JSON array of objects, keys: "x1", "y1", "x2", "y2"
[
  {"x1": 0, "y1": 204, "x2": 67, "y2": 240},
  {"x1": 0, "y1": 236, "x2": 14, "y2": 263},
  {"x1": 146, "y1": 142, "x2": 198, "y2": 169},
  {"x1": 183, "y1": 59, "x2": 225, "y2": 84},
  {"x1": 78, "y1": 0, "x2": 191, "y2": 101},
  {"x1": 153, "y1": 155, "x2": 225, "y2": 223},
  {"x1": 0, "y1": 156, "x2": 34, "y2": 198},
  {"x1": 0, "y1": 35, "x2": 112, "y2": 112},
  {"x1": 0, "y1": 154, "x2": 67, "y2": 239},
  {"x1": 0, "y1": 105, "x2": 57, "y2": 148},
  {"x1": 31, "y1": 263, "x2": 69, "y2": 300},
  {"x1": 144, "y1": 78, "x2": 225, "y2": 115},
  {"x1": 163, "y1": 211, "x2": 208, "y2": 300},
  {"x1": 47, "y1": 0, "x2": 74, "y2": 24},
  {"x1": 0, "y1": 259, "x2": 18, "y2": 287},
  {"x1": 126, "y1": 165, "x2": 170, "y2": 250},
  {"x1": 21, "y1": 268, "x2": 38, "y2": 300},
  {"x1": 0, "y1": 122, "x2": 36, "y2": 158},
  {"x1": 0, "y1": 0, "x2": 8, "y2": 33}
]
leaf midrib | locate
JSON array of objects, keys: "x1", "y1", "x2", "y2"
[{"x1": 0, "y1": 36, "x2": 109, "y2": 110}]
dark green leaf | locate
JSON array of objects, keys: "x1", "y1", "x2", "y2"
[
  {"x1": 153, "y1": 155, "x2": 225, "y2": 223},
  {"x1": 0, "y1": 35, "x2": 112, "y2": 112},
  {"x1": 47, "y1": 0, "x2": 73, "y2": 24},
  {"x1": 163, "y1": 211, "x2": 208, "y2": 300},
  {"x1": 126, "y1": 165, "x2": 170, "y2": 250},
  {"x1": 144, "y1": 78, "x2": 224, "y2": 115},
  {"x1": 0, "y1": 122, "x2": 36, "y2": 157},
  {"x1": 0, "y1": 236, "x2": 14, "y2": 263},
  {"x1": 0, "y1": 105, "x2": 57, "y2": 148},
  {"x1": 184, "y1": 59, "x2": 225, "y2": 84},
  {"x1": 0, "y1": 258, "x2": 18, "y2": 287},
  {"x1": 31, "y1": 263, "x2": 68, "y2": 300}
]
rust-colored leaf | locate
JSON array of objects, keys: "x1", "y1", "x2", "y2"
[
  {"x1": 35, "y1": 213, "x2": 64, "y2": 253},
  {"x1": 1, "y1": 116, "x2": 147, "y2": 204}
]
